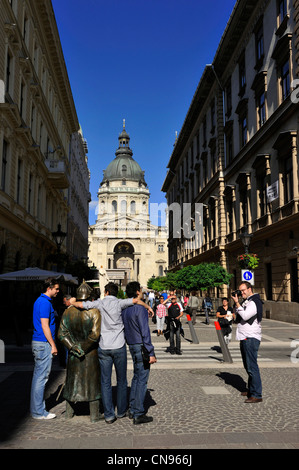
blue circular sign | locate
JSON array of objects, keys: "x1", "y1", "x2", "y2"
[{"x1": 243, "y1": 271, "x2": 253, "y2": 281}]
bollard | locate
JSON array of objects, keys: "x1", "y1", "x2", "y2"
[
  {"x1": 214, "y1": 321, "x2": 233, "y2": 363},
  {"x1": 186, "y1": 314, "x2": 199, "y2": 344}
]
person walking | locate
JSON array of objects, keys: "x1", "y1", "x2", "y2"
[
  {"x1": 216, "y1": 297, "x2": 235, "y2": 345},
  {"x1": 155, "y1": 295, "x2": 168, "y2": 335},
  {"x1": 148, "y1": 291, "x2": 155, "y2": 308},
  {"x1": 164, "y1": 296, "x2": 184, "y2": 355},
  {"x1": 70, "y1": 282, "x2": 153, "y2": 424},
  {"x1": 30, "y1": 278, "x2": 59, "y2": 420},
  {"x1": 202, "y1": 294, "x2": 213, "y2": 325},
  {"x1": 122, "y1": 281, "x2": 157, "y2": 424},
  {"x1": 187, "y1": 291, "x2": 199, "y2": 325},
  {"x1": 231, "y1": 281, "x2": 263, "y2": 403}
]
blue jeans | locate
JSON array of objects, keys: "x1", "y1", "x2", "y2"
[
  {"x1": 240, "y1": 338, "x2": 262, "y2": 398},
  {"x1": 129, "y1": 344, "x2": 150, "y2": 418},
  {"x1": 98, "y1": 344, "x2": 128, "y2": 420},
  {"x1": 30, "y1": 341, "x2": 53, "y2": 418}
]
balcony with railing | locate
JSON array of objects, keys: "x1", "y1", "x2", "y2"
[{"x1": 45, "y1": 159, "x2": 69, "y2": 189}]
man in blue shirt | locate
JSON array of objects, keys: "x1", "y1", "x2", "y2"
[
  {"x1": 30, "y1": 278, "x2": 59, "y2": 419},
  {"x1": 122, "y1": 281, "x2": 157, "y2": 425}
]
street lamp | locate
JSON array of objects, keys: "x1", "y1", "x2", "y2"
[
  {"x1": 52, "y1": 223, "x2": 67, "y2": 253},
  {"x1": 240, "y1": 231, "x2": 253, "y2": 254}
]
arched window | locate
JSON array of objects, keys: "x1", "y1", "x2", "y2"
[
  {"x1": 130, "y1": 201, "x2": 136, "y2": 214},
  {"x1": 112, "y1": 200, "x2": 117, "y2": 213},
  {"x1": 121, "y1": 200, "x2": 127, "y2": 213}
]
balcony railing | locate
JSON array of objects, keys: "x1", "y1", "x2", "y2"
[{"x1": 45, "y1": 159, "x2": 69, "y2": 189}]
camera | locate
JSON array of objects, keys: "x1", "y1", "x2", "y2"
[{"x1": 232, "y1": 289, "x2": 241, "y2": 297}]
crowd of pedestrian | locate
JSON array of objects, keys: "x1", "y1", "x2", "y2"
[{"x1": 29, "y1": 278, "x2": 263, "y2": 424}]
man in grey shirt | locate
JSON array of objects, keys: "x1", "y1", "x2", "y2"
[{"x1": 70, "y1": 282, "x2": 153, "y2": 423}]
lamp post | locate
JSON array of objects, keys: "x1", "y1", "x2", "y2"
[
  {"x1": 240, "y1": 231, "x2": 253, "y2": 255},
  {"x1": 52, "y1": 223, "x2": 67, "y2": 253}
]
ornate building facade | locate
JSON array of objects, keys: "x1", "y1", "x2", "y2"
[
  {"x1": 162, "y1": 0, "x2": 299, "y2": 321},
  {"x1": 88, "y1": 122, "x2": 167, "y2": 289},
  {"x1": 0, "y1": 0, "x2": 90, "y2": 273}
]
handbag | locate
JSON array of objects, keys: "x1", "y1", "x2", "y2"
[{"x1": 218, "y1": 317, "x2": 230, "y2": 327}]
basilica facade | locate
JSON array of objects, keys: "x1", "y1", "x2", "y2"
[{"x1": 88, "y1": 123, "x2": 167, "y2": 289}]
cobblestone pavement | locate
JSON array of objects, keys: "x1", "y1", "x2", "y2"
[{"x1": 1, "y1": 318, "x2": 299, "y2": 451}]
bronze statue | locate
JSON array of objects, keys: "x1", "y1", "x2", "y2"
[{"x1": 58, "y1": 281, "x2": 101, "y2": 422}]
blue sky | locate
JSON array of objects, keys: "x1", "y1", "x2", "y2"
[{"x1": 52, "y1": 0, "x2": 237, "y2": 225}]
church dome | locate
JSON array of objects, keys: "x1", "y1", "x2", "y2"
[{"x1": 101, "y1": 121, "x2": 147, "y2": 185}]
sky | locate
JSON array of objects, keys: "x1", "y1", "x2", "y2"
[{"x1": 51, "y1": 0, "x2": 237, "y2": 226}]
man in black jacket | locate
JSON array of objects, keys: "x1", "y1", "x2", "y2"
[{"x1": 165, "y1": 296, "x2": 184, "y2": 355}]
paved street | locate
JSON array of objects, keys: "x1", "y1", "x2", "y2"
[{"x1": 1, "y1": 315, "x2": 299, "y2": 453}]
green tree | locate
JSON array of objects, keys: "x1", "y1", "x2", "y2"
[{"x1": 148, "y1": 263, "x2": 233, "y2": 292}]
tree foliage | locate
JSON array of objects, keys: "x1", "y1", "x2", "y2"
[{"x1": 147, "y1": 263, "x2": 233, "y2": 292}]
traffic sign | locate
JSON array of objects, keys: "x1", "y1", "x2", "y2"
[{"x1": 241, "y1": 269, "x2": 254, "y2": 285}]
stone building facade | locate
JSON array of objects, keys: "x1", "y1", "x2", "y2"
[
  {"x1": 88, "y1": 122, "x2": 167, "y2": 289},
  {"x1": 162, "y1": 0, "x2": 299, "y2": 321},
  {"x1": 0, "y1": 0, "x2": 89, "y2": 273}
]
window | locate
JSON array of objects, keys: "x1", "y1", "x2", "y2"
[
  {"x1": 5, "y1": 51, "x2": 12, "y2": 95},
  {"x1": 224, "y1": 186, "x2": 235, "y2": 234},
  {"x1": 272, "y1": 33, "x2": 292, "y2": 103},
  {"x1": 257, "y1": 91, "x2": 266, "y2": 128},
  {"x1": 255, "y1": 22, "x2": 264, "y2": 68},
  {"x1": 236, "y1": 98, "x2": 248, "y2": 149},
  {"x1": 130, "y1": 201, "x2": 136, "y2": 214},
  {"x1": 241, "y1": 115, "x2": 247, "y2": 148},
  {"x1": 112, "y1": 200, "x2": 117, "y2": 213},
  {"x1": 210, "y1": 146, "x2": 217, "y2": 175},
  {"x1": 209, "y1": 198, "x2": 216, "y2": 240},
  {"x1": 31, "y1": 104, "x2": 36, "y2": 140},
  {"x1": 283, "y1": 155, "x2": 293, "y2": 204},
  {"x1": 211, "y1": 100, "x2": 215, "y2": 133},
  {"x1": 236, "y1": 173, "x2": 250, "y2": 229},
  {"x1": 203, "y1": 117, "x2": 207, "y2": 147},
  {"x1": 16, "y1": 159, "x2": 23, "y2": 204},
  {"x1": 278, "y1": 0, "x2": 287, "y2": 24},
  {"x1": 28, "y1": 173, "x2": 33, "y2": 213},
  {"x1": 225, "y1": 78, "x2": 232, "y2": 117},
  {"x1": 1, "y1": 140, "x2": 8, "y2": 191},
  {"x1": 158, "y1": 244, "x2": 164, "y2": 252},
  {"x1": 252, "y1": 71, "x2": 267, "y2": 129},
  {"x1": 20, "y1": 81, "x2": 25, "y2": 119},
  {"x1": 23, "y1": 14, "x2": 29, "y2": 45},
  {"x1": 121, "y1": 200, "x2": 127, "y2": 214},
  {"x1": 238, "y1": 52, "x2": 246, "y2": 96},
  {"x1": 257, "y1": 173, "x2": 267, "y2": 217},
  {"x1": 281, "y1": 60, "x2": 290, "y2": 100}
]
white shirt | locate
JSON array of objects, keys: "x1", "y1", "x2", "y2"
[
  {"x1": 235, "y1": 295, "x2": 262, "y2": 341},
  {"x1": 83, "y1": 296, "x2": 133, "y2": 349}
]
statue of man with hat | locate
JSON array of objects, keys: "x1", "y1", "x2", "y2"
[{"x1": 58, "y1": 281, "x2": 101, "y2": 422}]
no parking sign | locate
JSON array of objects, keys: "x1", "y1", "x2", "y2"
[{"x1": 241, "y1": 269, "x2": 254, "y2": 285}]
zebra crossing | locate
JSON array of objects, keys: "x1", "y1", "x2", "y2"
[{"x1": 126, "y1": 341, "x2": 274, "y2": 369}]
